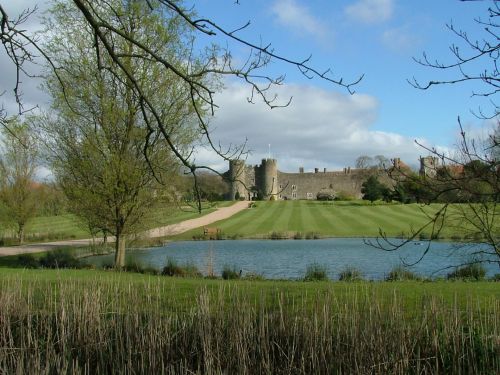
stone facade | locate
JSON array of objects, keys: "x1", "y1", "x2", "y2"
[
  {"x1": 419, "y1": 156, "x2": 439, "y2": 178},
  {"x1": 226, "y1": 159, "x2": 394, "y2": 200}
]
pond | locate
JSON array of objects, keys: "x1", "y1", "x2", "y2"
[{"x1": 83, "y1": 238, "x2": 499, "y2": 280}]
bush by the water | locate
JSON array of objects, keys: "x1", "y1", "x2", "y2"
[
  {"x1": 16, "y1": 253, "x2": 39, "y2": 268},
  {"x1": 303, "y1": 263, "x2": 328, "y2": 281},
  {"x1": 447, "y1": 263, "x2": 486, "y2": 281},
  {"x1": 222, "y1": 265, "x2": 241, "y2": 280},
  {"x1": 305, "y1": 231, "x2": 320, "y2": 239},
  {"x1": 39, "y1": 249, "x2": 83, "y2": 269},
  {"x1": 123, "y1": 259, "x2": 158, "y2": 275},
  {"x1": 243, "y1": 272, "x2": 265, "y2": 281},
  {"x1": 338, "y1": 266, "x2": 363, "y2": 281},
  {"x1": 14, "y1": 249, "x2": 84, "y2": 269},
  {"x1": 268, "y1": 231, "x2": 288, "y2": 240},
  {"x1": 386, "y1": 266, "x2": 421, "y2": 281},
  {"x1": 161, "y1": 258, "x2": 202, "y2": 278}
]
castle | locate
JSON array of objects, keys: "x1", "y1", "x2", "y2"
[
  {"x1": 227, "y1": 159, "x2": 385, "y2": 200},
  {"x1": 226, "y1": 156, "x2": 437, "y2": 200}
]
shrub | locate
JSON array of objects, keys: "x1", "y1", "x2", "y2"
[
  {"x1": 122, "y1": 259, "x2": 158, "y2": 275},
  {"x1": 293, "y1": 232, "x2": 304, "y2": 240},
  {"x1": 305, "y1": 232, "x2": 320, "y2": 239},
  {"x1": 338, "y1": 266, "x2": 363, "y2": 281},
  {"x1": 491, "y1": 274, "x2": 500, "y2": 282},
  {"x1": 386, "y1": 266, "x2": 421, "y2": 281},
  {"x1": 162, "y1": 258, "x2": 184, "y2": 276},
  {"x1": 418, "y1": 232, "x2": 430, "y2": 240},
  {"x1": 17, "y1": 254, "x2": 39, "y2": 268},
  {"x1": 335, "y1": 191, "x2": 355, "y2": 201},
  {"x1": 316, "y1": 191, "x2": 335, "y2": 201},
  {"x1": 447, "y1": 263, "x2": 486, "y2": 281},
  {"x1": 39, "y1": 249, "x2": 82, "y2": 269},
  {"x1": 303, "y1": 263, "x2": 328, "y2": 281},
  {"x1": 222, "y1": 265, "x2": 241, "y2": 280},
  {"x1": 243, "y1": 272, "x2": 265, "y2": 281},
  {"x1": 182, "y1": 262, "x2": 203, "y2": 278},
  {"x1": 162, "y1": 258, "x2": 202, "y2": 278},
  {"x1": 268, "y1": 231, "x2": 287, "y2": 240}
]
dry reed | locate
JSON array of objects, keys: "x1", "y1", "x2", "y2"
[{"x1": 0, "y1": 277, "x2": 498, "y2": 374}]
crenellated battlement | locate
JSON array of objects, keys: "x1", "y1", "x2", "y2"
[{"x1": 226, "y1": 158, "x2": 402, "y2": 200}]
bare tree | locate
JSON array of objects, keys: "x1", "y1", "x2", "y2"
[
  {"x1": 0, "y1": 0, "x2": 362, "y2": 212},
  {"x1": 368, "y1": 1, "x2": 500, "y2": 272},
  {"x1": 355, "y1": 155, "x2": 373, "y2": 169},
  {"x1": 372, "y1": 123, "x2": 499, "y2": 271},
  {"x1": 409, "y1": 0, "x2": 499, "y2": 119}
]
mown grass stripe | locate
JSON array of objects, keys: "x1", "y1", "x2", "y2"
[{"x1": 287, "y1": 200, "x2": 304, "y2": 232}]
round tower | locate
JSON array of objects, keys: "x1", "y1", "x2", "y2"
[
  {"x1": 228, "y1": 159, "x2": 246, "y2": 200},
  {"x1": 419, "y1": 156, "x2": 439, "y2": 178},
  {"x1": 260, "y1": 158, "x2": 278, "y2": 200}
]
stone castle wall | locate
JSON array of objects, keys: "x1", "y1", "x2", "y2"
[
  {"x1": 227, "y1": 159, "x2": 395, "y2": 200},
  {"x1": 277, "y1": 170, "x2": 367, "y2": 200}
]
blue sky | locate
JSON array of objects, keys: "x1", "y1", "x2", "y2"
[
  {"x1": 1, "y1": 0, "x2": 497, "y2": 173},
  {"x1": 188, "y1": 0, "x2": 497, "y2": 171}
]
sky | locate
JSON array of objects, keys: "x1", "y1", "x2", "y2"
[{"x1": 1, "y1": 0, "x2": 498, "y2": 174}]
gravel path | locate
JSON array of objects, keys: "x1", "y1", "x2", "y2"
[{"x1": 0, "y1": 201, "x2": 249, "y2": 257}]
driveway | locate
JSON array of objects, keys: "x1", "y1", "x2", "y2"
[{"x1": 0, "y1": 201, "x2": 248, "y2": 256}]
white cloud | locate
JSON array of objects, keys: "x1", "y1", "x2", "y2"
[
  {"x1": 381, "y1": 26, "x2": 421, "y2": 52},
  {"x1": 345, "y1": 0, "x2": 394, "y2": 25},
  {"x1": 271, "y1": 0, "x2": 328, "y2": 39},
  {"x1": 194, "y1": 82, "x2": 433, "y2": 173}
]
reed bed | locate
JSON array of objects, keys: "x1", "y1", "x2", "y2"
[{"x1": 0, "y1": 276, "x2": 498, "y2": 374}]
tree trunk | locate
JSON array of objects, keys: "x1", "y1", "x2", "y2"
[
  {"x1": 114, "y1": 231, "x2": 126, "y2": 269},
  {"x1": 18, "y1": 224, "x2": 25, "y2": 245}
]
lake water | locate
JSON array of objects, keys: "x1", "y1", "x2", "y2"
[{"x1": 84, "y1": 238, "x2": 499, "y2": 280}]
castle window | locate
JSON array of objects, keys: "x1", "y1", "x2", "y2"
[
  {"x1": 292, "y1": 184, "x2": 297, "y2": 190},
  {"x1": 292, "y1": 192, "x2": 297, "y2": 199},
  {"x1": 306, "y1": 192, "x2": 313, "y2": 200}
]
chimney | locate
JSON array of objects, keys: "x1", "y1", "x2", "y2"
[
  {"x1": 314, "y1": 168, "x2": 319, "y2": 173},
  {"x1": 299, "y1": 167, "x2": 304, "y2": 173}
]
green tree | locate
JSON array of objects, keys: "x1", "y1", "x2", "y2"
[
  {"x1": 0, "y1": 118, "x2": 39, "y2": 244},
  {"x1": 1, "y1": 1, "x2": 360, "y2": 211},
  {"x1": 39, "y1": 0, "x2": 198, "y2": 267},
  {"x1": 361, "y1": 176, "x2": 385, "y2": 203}
]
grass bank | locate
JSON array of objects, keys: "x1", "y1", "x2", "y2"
[
  {"x1": 0, "y1": 202, "x2": 229, "y2": 246},
  {"x1": 174, "y1": 200, "x2": 467, "y2": 240},
  {"x1": 0, "y1": 268, "x2": 498, "y2": 373}
]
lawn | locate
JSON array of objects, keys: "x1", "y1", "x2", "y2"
[
  {"x1": 0, "y1": 268, "x2": 498, "y2": 373},
  {"x1": 0, "y1": 201, "x2": 230, "y2": 245},
  {"x1": 174, "y1": 200, "x2": 462, "y2": 240}
]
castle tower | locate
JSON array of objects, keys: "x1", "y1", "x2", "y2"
[
  {"x1": 228, "y1": 159, "x2": 247, "y2": 200},
  {"x1": 419, "y1": 156, "x2": 439, "y2": 177},
  {"x1": 259, "y1": 158, "x2": 278, "y2": 200}
]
